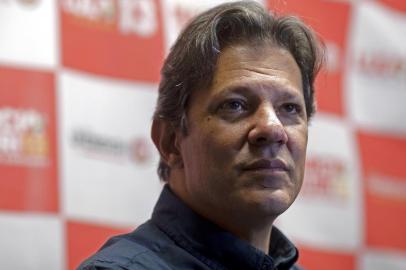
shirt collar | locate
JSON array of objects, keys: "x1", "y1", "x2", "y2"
[{"x1": 151, "y1": 185, "x2": 299, "y2": 270}]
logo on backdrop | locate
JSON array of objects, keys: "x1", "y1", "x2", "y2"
[
  {"x1": 301, "y1": 156, "x2": 350, "y2": 203},
  {"x1": 325, "y1": 41, "x2": 342, "y2": 73},
  {"x1": 173, "y1": 4, "x2": 195, "y2": 31},
  {"x1": 356, "y1": 51, "x2": 406, "y2": 81},
  {"x1": 368, "y1": 173, "x2": 406, "y2": 201},
  {"x1": 0, "y1": 0, "x2": 40, "y2": 7},
  {"x1": 61, "y1": 0, "x2": 157, "y2": 37},
  {"x1": 0, "y1": 107, "x2": 49, "y2": 167},
  {"x1": 71, "y1": 129, "x2": 152, "y2": 165}
]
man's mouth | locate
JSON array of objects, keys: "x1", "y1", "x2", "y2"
[{"x1": 242, "y1": 158, "x2": 289, "y2": 172}]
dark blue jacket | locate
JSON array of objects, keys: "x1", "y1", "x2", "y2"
[{"x1": 78, "y1": 185, "x2": 302, "y2": 270}]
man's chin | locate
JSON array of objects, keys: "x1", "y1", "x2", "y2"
[{"x1": 250, "y1": 188, "x2": 296, "y2": 217}]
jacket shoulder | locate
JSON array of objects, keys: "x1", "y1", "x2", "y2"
[{"x1": 77, "y1": 223, "x2": 172, "y2": 270}]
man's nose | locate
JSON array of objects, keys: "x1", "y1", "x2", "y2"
[{"x1": 247, "y1": 104, "x2": 288, "y2": 146}]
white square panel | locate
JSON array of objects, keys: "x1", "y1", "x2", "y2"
[
  {"x1": 0, "y1": 0, "x2": 57, "y2": 68},
  {"x1": 361, "y1": 249, "x2": 406, "y2": 270},
  {"x1": 0, "y1": 212, "x2": 63, "y2": 270},
  {"x1": 346, "y1": 1, "x2": 406, "y2": 134},
  {"x1": 59, "y1": 69, "x2": 162, "y2": 226}
]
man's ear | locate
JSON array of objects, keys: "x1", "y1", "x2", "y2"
[{"x1": 151, "y1": 119, "x2": 183, "y2": 169}]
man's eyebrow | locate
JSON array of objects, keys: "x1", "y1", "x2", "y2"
[
  {"x1": 276, "y1": 90, "x2": 305, "y2": 101},
  {"x1": 217, "y1": 85, "x2": 252, "y2": 96},
  {"x1": 216, "y1": 82, "x2": 303, "y2": 100}
]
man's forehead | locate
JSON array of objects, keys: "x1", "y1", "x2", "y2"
[{"x1": 209, "y1": 44, "x2": 303, "y2": 93}]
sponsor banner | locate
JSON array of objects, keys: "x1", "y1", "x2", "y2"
[
  {"x1": 0, "y1": 0, "x2": 57, "y2": 68},
  {"x1": 60, "y1": 0, "x2": 164, "y2": 82},
  {"x1": 161, "y1": 0, "x2": 265, "y2": 51},
  {"x1": 358, "y1": 131, "x2": 406, "y2": 251},
  {"x1": 0, "y1": 213, "x2": 63, "y2": 270},
  {"x1": 277, "y1": 114, "x2": 361, "y2": 249},
  {"x1": 59, "y1": 70, "x2": 162, "y2": 225},
  {"x1": 361, "y1": 249, "x2": 406, "y2": 270},
  {"x1": 0, "y1": 66, "x2": 58, "y2": 212},
  {"x1": 67, "y1": 220, "x2": 131, "y2": 270},
  {"x1": 298, "y1": 244, "x2": 356, "y2": 270},
  {"x1": 346, "y1": 1, "x2": 406, "y2": 134},
  {"x1": 267, "y1": 0, "x2": 351, "y2": 116}
]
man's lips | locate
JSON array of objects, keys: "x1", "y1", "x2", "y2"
[
  {"x1": 240, "y1": 159, "x2": 291, "y2": 188},
  {"x1": 242, "y1": 158, "x2": 289, "y2": 172}
]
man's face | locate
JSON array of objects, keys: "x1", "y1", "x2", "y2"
[{"x1": 175, "y1": 43, "x2": 308, "y2": 223}]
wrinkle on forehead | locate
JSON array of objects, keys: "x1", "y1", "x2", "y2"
[{"x1": 212, "y1": 45, "x2": 303, "y2": 93}]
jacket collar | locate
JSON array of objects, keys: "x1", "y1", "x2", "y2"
[{"x1": 151, "y1": 185, "x2": 299, "y2": 270}]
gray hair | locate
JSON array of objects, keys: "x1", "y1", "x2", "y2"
[{"x1": 153, "y1": 0, "x2": 323, "y2": 182}]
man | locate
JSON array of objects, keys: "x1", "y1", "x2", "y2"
[{"x1": 78, "y1": 1, "x2": 322, "y2": 269}]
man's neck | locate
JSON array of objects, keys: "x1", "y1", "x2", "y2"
[
  {"x1": 168, "y1": 178, "x2": 276, "y2": 254},
  {"x1": 215, "y1": 213, "x2": 274, "y2": 254}
]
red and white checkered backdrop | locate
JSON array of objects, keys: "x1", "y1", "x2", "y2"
[{"x1": 0, "y1": 0, "x2": 405, "y2": 269}]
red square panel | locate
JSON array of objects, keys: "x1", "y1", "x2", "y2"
[
  {"x1": 378, "y1": 0, "x2": 406, "y2": 12},
  {"x1": 60, "y1": 0, "x2": 164, "y2": 82},
  {"x1": 358, "y1": 131, "x2": 406, "y2": 251},
  {"x1": 298, "y1": 244, "x2": 356, "y2": 270},
  {"x1": 0, "y1": 66, "x2": 58, "y2": 212},
  {"x1": 267, "y1": 0, "x2": 351, "y2": 116},
  {"x1": 67, "y1": 220, "x2": 131, "y2": 270}
]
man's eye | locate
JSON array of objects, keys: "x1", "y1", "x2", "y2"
[
  {"x1": 219, "y1": 100, "x2": 246, "y2": 112},
  {"x1": 282, "y1": 103, "x2": 301, "y2": 114}
]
